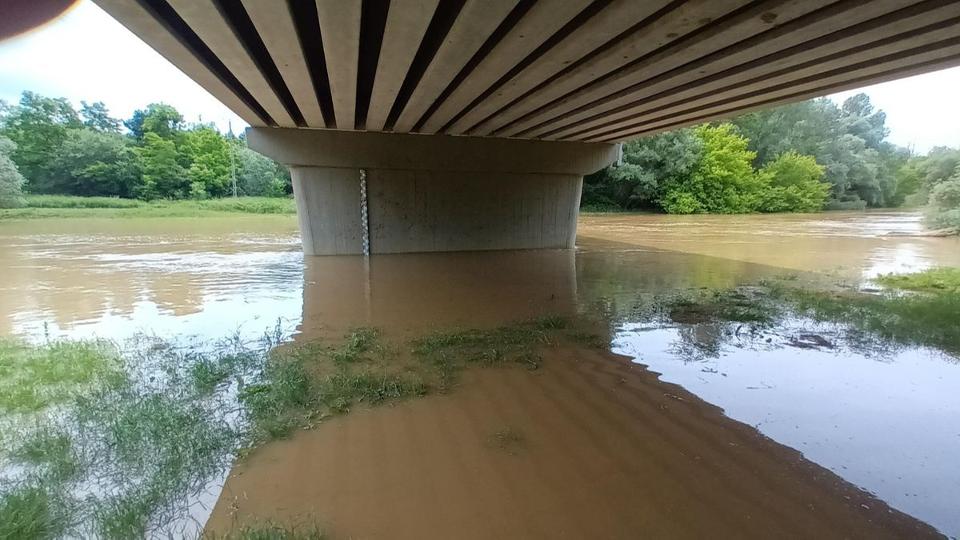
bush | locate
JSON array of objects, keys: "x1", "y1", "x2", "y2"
[
  {"x1": 926, "y1": 178, "x2": 960, "y2": 230},
  {"x1": 659, "y1": 124, "x2": 762, "y2": 214},
  {"x1": 757, "y1": 152, "x2": 830, "y2": 213}
]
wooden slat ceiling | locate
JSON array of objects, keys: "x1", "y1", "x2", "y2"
[{"x1": 93, "y1": 0, "x2": 960, "y2": 142}]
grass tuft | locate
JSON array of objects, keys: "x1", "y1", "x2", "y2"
[{"x1": 329, "y1": 327, "x2": 380, "y2": 364}]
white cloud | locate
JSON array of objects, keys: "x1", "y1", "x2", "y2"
[{"x1": 1, "y1": 0, "x2": 959, "y2": 153}]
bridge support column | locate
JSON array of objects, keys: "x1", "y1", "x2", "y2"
[{"x1": 247, "y1": 128, "x2": 618, "y2": 255}]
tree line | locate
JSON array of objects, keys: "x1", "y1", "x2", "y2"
[
  {"x1": 0, "y1": 91, "x2": 289, "y2": 207},
  {"x1": 583, "y1": 93, "x2": 959, "y2": 228},
  {"x1": 0, "y1": 90, "x2": 957, "y2": 230}
]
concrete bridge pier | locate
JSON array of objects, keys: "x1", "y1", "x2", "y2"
[{"x1": 247, "y1": 128, "x2": 618, "y2": 255}]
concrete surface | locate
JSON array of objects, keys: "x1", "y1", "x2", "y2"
[{"x1": 252, "y1": 128, "x2": 616, "y2": 255}]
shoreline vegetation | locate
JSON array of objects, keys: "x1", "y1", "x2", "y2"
[
  {"x1": 0, "y1": 195, "x2": 296, "y2": 219},
  {"x1": 1, "y1": 267, "x2": 958, "y2": 537}
]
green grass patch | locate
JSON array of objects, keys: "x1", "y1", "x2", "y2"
[
  {"x1": 329, "y1": 327, "x2": 380, "y2": 364},
  {"x1": 8, "y1": 424, "x2": 82, "y2": 484},
  {"x1": 1, "y1": 195, "x2": 296, "y2": 219},
  {"x1": 0, "y1": 338, "x2": 124, "y2": 413},
  {"x1": 0, "y1": 484, "x2": 71, "y2": 540},
  {"x1": 239, "y1": 329, "x2": 427, "y2": 443},
  {"x1": 875, "y1": 267, "x2": 960, "y2": 294}
]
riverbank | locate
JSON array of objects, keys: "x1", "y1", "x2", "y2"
[{"x1": 0, "y1": 195, "x2": 296, "y2": 219}]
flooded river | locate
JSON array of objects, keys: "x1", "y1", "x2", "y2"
[{"x1": 1, "y1": 211, "x2": 959, "y2": 538}]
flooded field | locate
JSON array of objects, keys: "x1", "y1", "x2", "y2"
[{"x1": 1, "y1": 211, "x2": 959, "y2": 538}]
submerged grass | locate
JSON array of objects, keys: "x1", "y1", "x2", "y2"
[
  {"x1": 769, "y1": 284, "x2": 960, "y2": 356},
  {"x1": 654, "y1": 276, "x2": 960, "y2": 358},
  {"x1": 875, "y1": 267, "x2": 960, "y2": 294},
  {"x1": 8, "y1": 425, "x2": 82, "y2": 484},
  {"x1": 0, "y1": 318, "x2": 600, "y2": 537},
  {"x1": 0, "y1": 484, "x2": 70, "y2": 540},
  {"x1": 240, "y1": 328, "x2": 427, "y2": 443},
  {"x1": 0, "y1": 338, "x2": 124, "y2": 413}
]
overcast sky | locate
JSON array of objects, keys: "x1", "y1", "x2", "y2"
[{"x1": 2, "y1": 1, "x2": 959, "y2": 153}]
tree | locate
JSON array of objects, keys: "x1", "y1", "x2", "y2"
[
  {"x1": 0, "y1": 136, "x2": 25, "y2": 208},
  {"x1": 135, "y1": 132, "x2": 186, "y2": 199},
  {"x1": 926, "y1": 163, "x2": 960, "y2": 230},
  {"x1": 732, "y1": 99, "x2": 840, "y2": 166},
  {"x1": 125, "y1": 103, "x2": 184, "y2": 140},
  {"x1": 756, "y1": 152, "x2": 830, "y2": 212},
  {"x1": 182, "y1": 127, "x2": 231, "y2": 198},
  {"x1": 660, "y1": 124, "x2": 762, "y2": 214},
  {"x1": 582, "y1": 128, "x2": 702, "y2": 210},
  {"x1": 80, "y1": 101, "x2": 121, "y2": 132},
  {"x1": 0, "y1": 91, "x2": 81, "y2": 191},
  {"x1": 235, "y1": 144, "x2": 288, "y2": 196},
  {"x1": 840, "y1": 93, "x2": 889, "y2": 149},
  {"x1": 52, "y1": 129, "x2": 139, "y2": 197},
  {"x1": 733, "y1": 94, "x2": 903, "y2": 208},
  {"x1": 916, "y1": 147, "x2": 960, "y2": 187}
]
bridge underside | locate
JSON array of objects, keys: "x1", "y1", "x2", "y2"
[{"x1": 94, "y1": 0, "x2": 960, "y2": 253}]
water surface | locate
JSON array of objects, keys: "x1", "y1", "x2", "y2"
[{"x1": 1, "y1": 211, "x2": 959, "y2": 537}]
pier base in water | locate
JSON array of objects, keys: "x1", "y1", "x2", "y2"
[{"x1": 247, "y1": 128, "x2": 617, "y2": 255}]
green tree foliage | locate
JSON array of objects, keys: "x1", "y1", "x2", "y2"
[
  {"x1": 135, "y1": 133, "x2": 186, "y2": 200},
  {"x1": 125, "y1": 103, "x2": 184, "y2": 141},
  {"x1": 659, "y1": 124, "x2": 762, "y2": 214},
  {"x1": 926, "y1": 164, "x2": 960, "y2": 230},
  {"x1": 234, "y1": 143, "x2": 290, "y2": 197},
  {"x1": 582, "y1": 93, "x2": 921, "y2": 214},
  {"x1": 52, "y1": 129, "x2": 139, "y2": 197},
  {"x1": 733, "y1": 94, "x2": 902, "y2": 208},
  {"x1": 582, "y1": 128, "x2": 702, "y2": 210},
  {"x1": 756, "y1": 152, "x2": 830, "y2": 212},
  {"x1": 0, "y1": 92, "x2": 81, "y2": 191},
  {"x1": 0, "y1": 91, "x2": 288, "y2": 201},
  {"x1": 80, "y1": 101, "x2": 121, "y2": 132},
  {"x1": 182, "y1": 127, "x2": 231, "y2": 198},
  {"x1": 0, "y1": 136, "x2": 25, "y2": 208}
]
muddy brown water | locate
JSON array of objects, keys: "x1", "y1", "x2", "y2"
[{"x1": 2, "y1": 211, "x2": 959, "y2": 538}]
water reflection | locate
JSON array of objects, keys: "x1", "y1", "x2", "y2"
[
  {"x1": 612, "y1": 318, "x2": 960, "y2": 534},
  {"x1": 298, "y1": 250, "x2": 577, "y2": 339}
]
